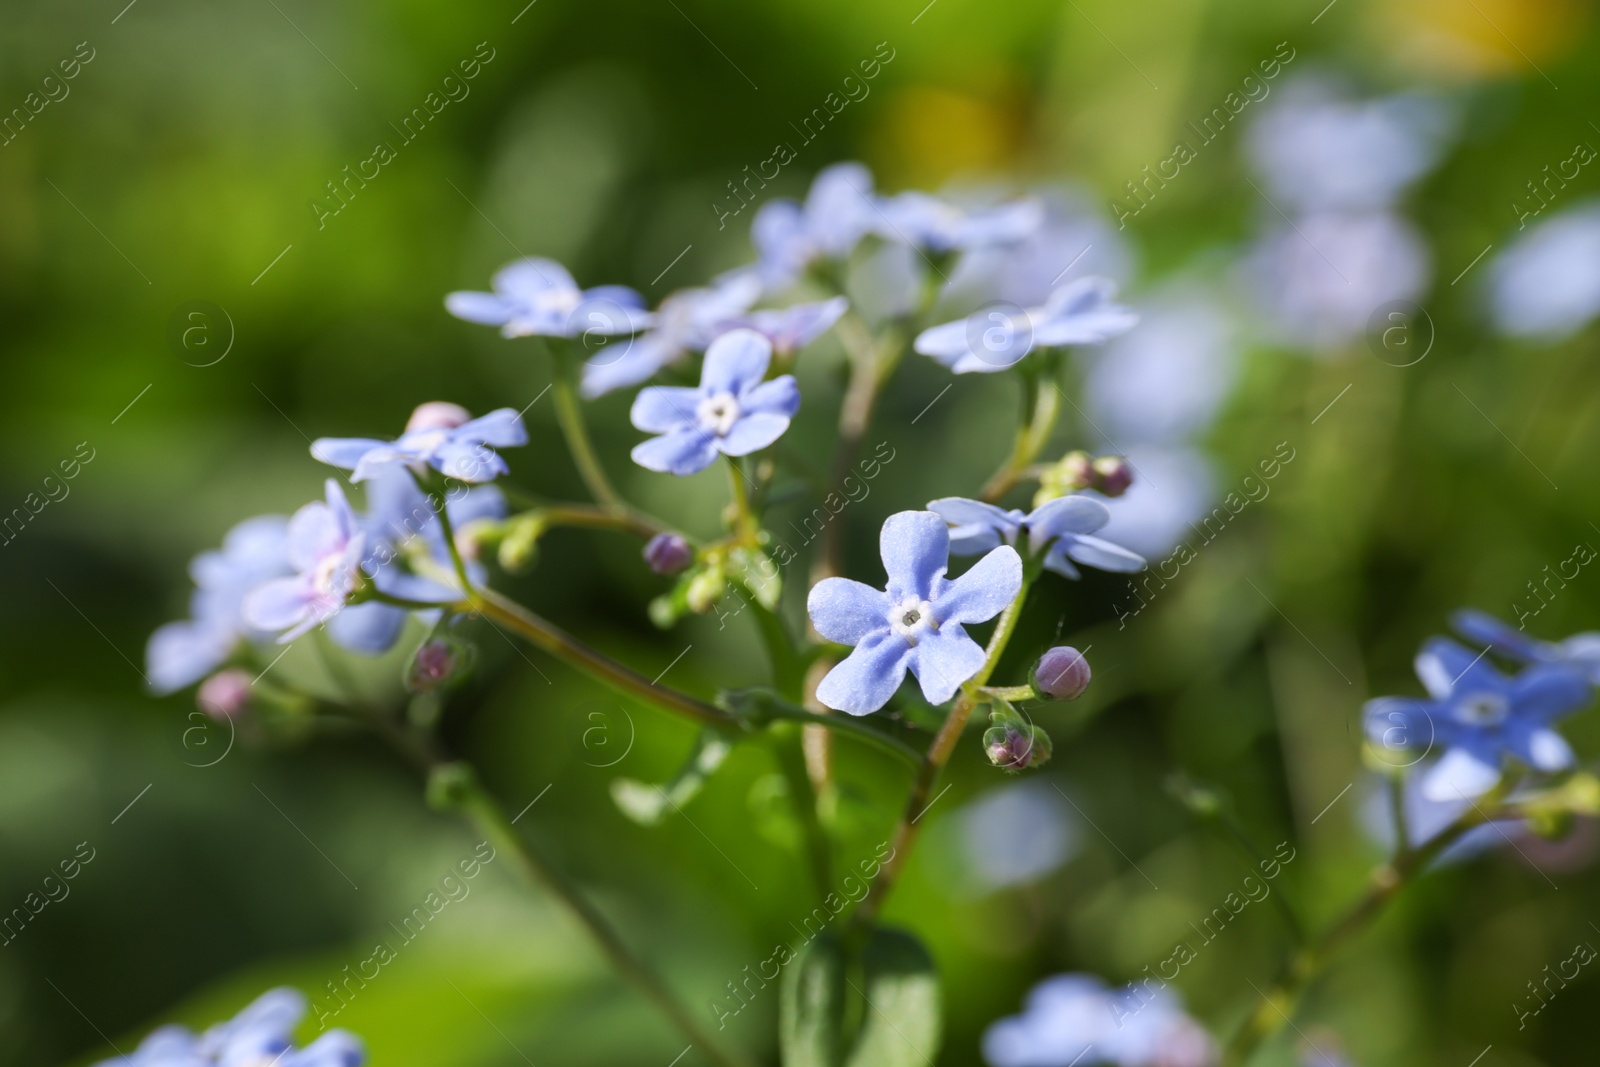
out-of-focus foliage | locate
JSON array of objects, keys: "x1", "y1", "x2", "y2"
[{"x1": 5, "y1": 0, "x2": 1600, "y2": 1065}]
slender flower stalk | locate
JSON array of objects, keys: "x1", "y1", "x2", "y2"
[
  {"x1": 981, "y1": 362, "x2": 1061, "y2": 502},
  {"x1": 850, "y1": 570, "x2": 1034, "y2": 930},
  {"x1": 551, "y1": 351, "x2": 628, "y2": 513}
]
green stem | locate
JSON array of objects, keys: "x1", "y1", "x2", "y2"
[
  {"x1": 981, "y1": 357, "x2": 1061, "y2": 503},
  {"x1": 535, "y1": 503, "x2": 666, "y2": 540},
  {"x1": 551, "y1": 355, "x2": 626, "y2": 513},
  {"x1": 978, "y1": 684, "x2": 1037, "y2": 702},
  {"x1": 726, "y1": 458, "x2": 760, "y2": 547},
  {"x1": 1223, "y1": 782, "x2": 1513, "y2": 1065},
  {"x1": 850, "y1": 573, "x2": 1034, "y2": 931},
  {"x1": 729, "y1": 690, "x2": 923, "y2": 769},
  {"x1": 770, "y1": 720, "x2": 834, "y2": 899}
]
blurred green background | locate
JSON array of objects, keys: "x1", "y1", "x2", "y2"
[{"x1": 5, "y1": 0, "x2": 1600, "y2": 1064}]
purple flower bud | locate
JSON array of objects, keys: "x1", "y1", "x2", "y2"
[
  {"x1": 983, "y1": 722, "x2": 1052, "y2": 770},
  {"x1": 196, "y1": 669, "x2": 253, "y2": 719},
  {"x1": 406, "y1": 636, "x2": 473, "y2": 693},
  {"x1": 1058, "y1": 450, "x2": 1094, "y2": 491},
  {"x1": 1034, "y1": 646, "x2": 1091, "y2": 700},
  {"x1": 1091, "y1": 455, "x2": 1133, "y2": 497},
  {"x1": 406, "y1": 401, "x2": 473, "y2": 433},
  {"x1": 644, "y1": 532, "x2": 694, "y2": 575}
]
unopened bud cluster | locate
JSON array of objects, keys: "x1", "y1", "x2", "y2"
[{"x1": 1034, "y1": 450, "x2": 1134, "y2": 507}]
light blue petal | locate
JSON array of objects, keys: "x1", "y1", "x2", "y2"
[
  {"x1": 1361, "y1": 696, "x2": 1438, "y2": 751},
  {"x1": 242, "y1": 577, "x2": 314, "y2": 633},
  {"x1": 1421, "y1": 747, "x2": 1501, "y2": 801},
  {"x1": 951, "y1": 349, "x2": 1027, "y2": 374},
  {"x1": 1450, "y1": 608, "x2": 1546, "y2": 663},
  {"x1": 947, "y1": 524, "x2": 1004, "y2": 556},
  {"x1": 928, "y1": 497, "x2": 1018, "y2": 530},
  {"x1": 815, "y1": 630, "x2": 911, "y2": 715},
  {"x1": 286, "y1": 1031, "x2": 364, "y2": 1067},
  {"x1": 1025, "y1": 495, "x2": 1110, "y2": 541},
  {"x1": 718, "y1": 412, "x2": 791, "y2": 456},
  {"x1": 493, "y1": 257, "x2": 576, "y2": 301},
  {"x1": 908, "y1": 625, "x2": 987, "y2": 704},
  {"x1": 1060, "y1": 533, "x2": 1146, "y2": 573},
  {"x1": 1041, "y1": 548, "x2": 1081, "y2": 580},
  {"x1": 807, "y1": 578, "x2": 891, "y2": 645},
  {"x1": 630, "y1": 387, "x2": 702, "y2": 434},
  {"x1": 444, "y1": 291, "x2": 514, "y2": 326},
  {"x1": 310, "y1": 438, "x2": 385, "y2": 471},
  {"x1": 879, "y1": 510, "x2": 950, "y2": 602},
  {"x1": 935, "y1": 546, "x2": 1022, "y2": 625},
  {"x1": 432, "y1": 440, "x2": 509, "y2": 483},
  {"x1": 740, "y1": 375, "x2": 800, "y2": 417},
  {"x1": 457, "y1": 408, "x2": 527, "y2": 447},
  {"x1": 700, "y1": 329, "x2": 772, "y2": 394},
  {"x1": 572, "y1": 289, "x2": 653, "y2": 335},
  {"x1": 146, "y1": 620, "x2": 231, "y2": 694},
  {"x1": 1508, "y1": 663, "x2": 1591, "y2": 722},
  {"x1": 913, "y1": 319, "x2": 971, "y2": 364},
  {"x1": 327, "y1": 602, "x2": 406, "y2": 654},
  {"x1": 581, "y1": 333, "x2": 679, "y2": 398},
  {"x1": 1416, "y1": 637, "x2": 1503, "y2": 700},
  {"x1": 285, "y1": 500, "x2": 341, "y2": 572},
  {"x1": 631, "y1": 428, "x2": 720, "y2": 475}
]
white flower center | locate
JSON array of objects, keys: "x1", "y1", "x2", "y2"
[
  {"x1": 697, "y1": 391, "x2": 742, "y2": 437},
  {"x1": 311, "y1": 552, "x2": 355, "y2": 601},
  {"x1": 1455, "y1": 692, "x2": 1509, "y2": 727},
  {"x1": 888, "y1": 596, "x2": 937, "y2": 645}
]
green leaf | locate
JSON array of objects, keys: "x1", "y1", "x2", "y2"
[
  {"x1": 780, "y1": 931, "x2": 847, "y2": 1067},
  {"x1": 844, "y1": 928, "x2": 942, "y2": 1067}
]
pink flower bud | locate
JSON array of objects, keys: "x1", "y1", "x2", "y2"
[
  {"x1": 1034, "y1": 646, "x2": 1091, "y2": 700},
  {"x1": 406, "y1": 636, "x2": 473, "y2": 693},
  {"x1": 405, "y1": 401, "x2": 473, "y2": 433},
  {"x1": 197, "y1": 669, "x2": 253, "y2": 719},
  {"x1": 1092, "y1": 455, "x2": 1133, "y2": 497},
  {"x1": 644, "y1": 532, "x2": 694, "y2": 575}
]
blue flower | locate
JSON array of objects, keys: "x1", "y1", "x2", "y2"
[
  {"x1": 927, "y1": 495, "x2": 1145, "y2": 580},
  {"x1": 629, "y1": 328, "x2": 800, "y2": 476},
  {"x1": 751, "y1": 162, "x2": 879, "y2": 289},
  {"x1": 146, "y1": 515, "x2": 293, "y2": 694},
  {"x1": 982, "y1": 973, "x2": 1215, "y2": 1067},
  {"x1": 242, "y1": 480, "x2": 368, "y2": 643},
  {"x1": 1363, "y1": 636, "x2": 1592, "y2": 801},
  {"x1": 95, "y1": 987, "x2": 363, "y2": 1067},
  {"x1": 579, "y1": 273, "x2": 763, "y2": 398},
  {"x1": 914, "y1": 277, "x2": 1138, "y2": 373},
  {"x1": 807, "y1": 511, "x2": 1022, "y2": 715},
  {"x1": 876, "y1": 191, "x2": 1042, "y2": 254},
  {"x1": 311, "y1": 402, "x2": 527, "y2": 484},
  {"x1": 728, "y1": 295, "x2": 849, "y2": 356},
  {"x1": 1453, "y1": 608, "x2": 1600, "y2": 686},
  {"x1": 445, "y1": 257, "x2": 651, "y2": 339}
]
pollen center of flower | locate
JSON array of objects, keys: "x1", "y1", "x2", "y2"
[
  {"x1": 888, "y1": 596, "x2": 937, "y2": 644},
  {"x1": 697, "y1": 391, "x2": 742, "y2": 436},
  {"x1": 311, "y1": 553, "x2": 354, "y2": 600},
  {"x1": 1455, "y1": 692, "x2": 1510, "y2": 726}
]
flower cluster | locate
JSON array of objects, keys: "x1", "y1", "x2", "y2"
[
  {"x1": 96, "y1": 987, "x2": 362, "y2": 1067},
  {"x1": 983, "y1": 973, "x2": 1216, "y2": 1067}
]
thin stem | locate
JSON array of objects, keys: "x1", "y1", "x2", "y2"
[
  {"x1": 770, "y1": 720, "x2": 834, "y2": 899},
  {"x1": 981, "y1": 359, "x2": 1061, "y2": 503},
  {"x1": 466, "y1": 586, "x2": 736, "y2": 728},
  {"x1": 1387, "y1": 773, "x2": 1409, "y2": 861},
  {"x1": 850, "y1": 574, "x2": 1033, "y2": 930},
  {"x1": 735, "y1": 690, "x2": 924, "y2": 768},
  {"x1": 536, "y1": 503, "x2": 666, "y2": 540},
  {"x1": 551, "y1": 355, "x2": 626, "y2": 513},
  {"x1": 978, "y1": 684, "x2": 1037, "y2": 702},
  {"x1": 1223, "y1": 782, "x2": 1512, "y2": 1065},
  {"x1": 725, "y1": 458, "x2": 760, "y2": 546},
  {"x1": 422, "y1": 477, "x2": 474, "y2": 594}
]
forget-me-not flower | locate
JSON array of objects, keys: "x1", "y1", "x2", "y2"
[
  {"x1": 983, "y1": 973, "x2": 1216, "y2": 1067},
  {"x1": 914, "y1": 276, "x2": 1138, "y2": 373},
  {"x1": 1487, "y1": 202, "x2": 1600, "y2": 341},
  {"x1": 877, "y1": 191, "x2": 1042, "y2": 254},
  {"x1": 311, "y1": 402, "x2": 527, "y2": 484},
  {"x1": 243, "y1": 480, "x2": 369, "y2": 643},
  {"x1": 1453, "y1": 608, "x2": 1600, "y2": 687},
  {"x1": 751, "y1": 162, "x2": 880, "y2": 289},
  {"x1": 807, "y1": 511, "x2": 1023, "y2": 715},
  {"x1": 146, "y1": 515, "x2": 293, "y2": 694},
  {"x1": 729, "y1": 295, "x2": 849, "y2": 356},
  {"x1": 579, "y1": 272, "x2": 763, "y2": 398},
  {"x1": 445, "y1": 257, "x2": 651, "y2": 339},
  {"x1": 1363, "y1": 636, "x2": 1592, "y2": 801},
  {"x1": 95, "y1": 987, "x2": 363, "y2": 1067},
  {"x1": 629, "y1": 328, "x2": 799, "y2": 476},
  {"x1": 928, "y1": 495, "x2": 1146, "y2": 580}
]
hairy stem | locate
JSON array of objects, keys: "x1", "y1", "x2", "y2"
[
  {"x1": 981, "y1": 360, "x2": 1061, "y2": 503},
  {"x1": 551, "y1": 356, "x2": 626, "y2": 514},
  {"x1": 850, "y1": 574, "x2": 1033, "y2": 930}
]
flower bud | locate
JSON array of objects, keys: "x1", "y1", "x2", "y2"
[
  {"x1": 685, "y1": 566, "x2": 726, "y2": 614},
  {"x1": 983, "y1": 721, "x2": 1053, "y2": 770},
  {"x1": 197, "y1": 669, "x2": 253, "y2": 719},
  {"x1": 1091, "y1": 455, "x2": 1133, "y2": 497},
  {"x1": 405, "y1": 635, "x2": 474, "y2": 694},
  {"x1": 1033, "y1": 646, "x2": 1091, "y2": 700},
  {"x1": 644, "y1": 532, "x2": 694, "y2": 575},
  {"x1": 498, "y1": 515, "x2": 544, "y2": 573},
  {"x1": 406, "y1": 401, "x2": 473, "y2": 433}
]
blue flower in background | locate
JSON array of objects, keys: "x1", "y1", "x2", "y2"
[
  {"x1": 1487, "y1": 203, "x2": 1600, "y2": 341},
  {"x1": 580, "y1": 272, "x2": 763, "y2": 398},
  {"x1": 876, "y1": 191, "x2": 1042, "y2": 254},
  {"x1": 445, "y1": 257, "x2": 651, "y2": 339},
  {"x1": 1363, "y1": 636, "x2": 1592, "y2": 801},
  {"x1": 983, "y1": 973, "x2": 1216, "y2": 1067},
  {"x1": 95, "y1": 987, "x2": 362, "y2": 1067},
  {"x1": 751, "y1": 162, "x2": 879, "y2": 289},
  {"x1": 915, "y1": 277, "x2": 1138, "y2": 373},
  {"x1": 311, "y1": 402, "x2": 527, "y2": 484},
  {"x1": 145, "y1": 515, "x2": 293, "y2": 694},
  {"x1": 807, "y1": 511, "x2": 1022, "y2": 715},
  {"x1": 928, "y1": 495, "x2": 1145, "y2": 580},
  {"x1": 1453, "y1": 608, "x2": 1600, "y2": 686},
  {"x1": 243, "y1": 480, "x2": 368, "y2": 643},
  {"x1": 729, "y1": 295, "x2": 849, "y2": 356},
  {"x1": 629, "y1": 329, "x2": 799, "y2": 476}
]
